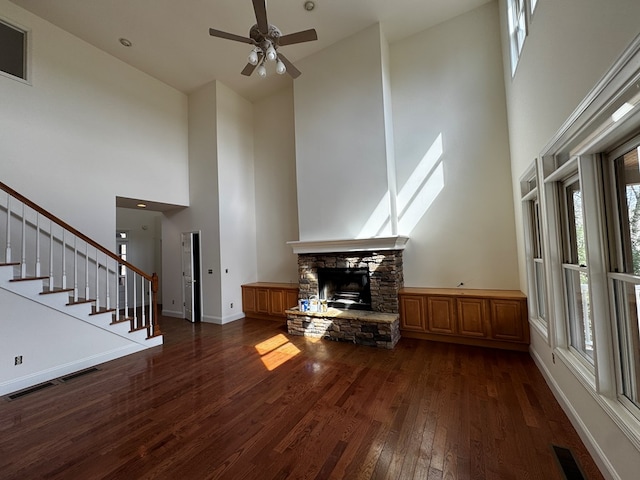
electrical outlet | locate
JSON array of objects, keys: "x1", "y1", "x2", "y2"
[
  {"x1": 14, "y1": 356, "x2": 22, "y2": 366},
  {"x1": 230, "y1": 302, "x2": 234, "y2": 309}
]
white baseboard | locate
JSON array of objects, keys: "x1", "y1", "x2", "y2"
[
  {"x1": 530, "y1": 349, "x2": 619, "y2": 480},
  {"x1": 0, "y1": 344, "x2": 146, "y2": 397},
  {"x1": 201, "y1": 313, "x2": 244, "y2": 325},
  {"x1": 161, "y1": 309, "x2": 184, "y2": 318}
]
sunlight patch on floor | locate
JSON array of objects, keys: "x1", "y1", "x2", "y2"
[{"x1": 255, "y1": 334, "x2": 301, "y2": 371}]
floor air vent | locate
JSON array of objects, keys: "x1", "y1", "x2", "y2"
[
  {"x1": 6, "y1": 381, "x2": 57, "y2": 401},
  {"x1": 59, "y1": 367, "x2": 99, "y2": 382},
  {"x1": 552, "y1": 445, "x2": 585, "y2": 480}
]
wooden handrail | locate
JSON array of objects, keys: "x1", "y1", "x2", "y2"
[
  {"x1": 1, "y1": 180, "x2": 162, "y2": 338},
  {"x1": 0, "y1": 181, "x2": 150, "y2": 279}
]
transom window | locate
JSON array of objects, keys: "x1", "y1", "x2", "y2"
[
  {"x1": 0, "y1": 18, "x2": 28, "y2": 82},
  {"x1": 507, "y1": 0, "x2": 527, "y2": 75}
]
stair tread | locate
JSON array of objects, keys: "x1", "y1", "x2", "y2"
[
  {"x1": 0, "y1": 262, "x2": 20, "y2": 267},
  {"x1": 67, "y1": 298, "x2": 95, "y2": 306},
  {"x1": 40, "y1": 287, "x2": 74, "y2": 295},
  {"x1": 90, "y1": 307, "x2": 117, "y2": 316},
  {"x1": 10, "y1": 276, "x2": 48, "y2": 282}
]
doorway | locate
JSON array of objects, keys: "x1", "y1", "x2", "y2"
[{"x1": 182, "y1": 231, "x2": 202, "y2": 322}]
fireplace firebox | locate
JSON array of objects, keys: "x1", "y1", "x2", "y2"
[{"x1": 317, "y1": 267, "x2": 372, "y2": 310}]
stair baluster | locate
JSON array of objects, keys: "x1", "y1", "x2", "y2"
[{"x1": 0, "y1": 180, "x2": 162, "y2": 339}]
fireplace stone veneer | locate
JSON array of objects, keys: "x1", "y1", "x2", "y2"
[{"x1": 297, "y1": 250, "x2": 404, "y2": 314}]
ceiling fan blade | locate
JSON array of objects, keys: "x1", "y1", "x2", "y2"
[
  {"x1": 209, "y1": 28, "x2": 254, "y2": 44},
  {"x1": 241, "y1": 63, "x2": 258, "y2": 76},
  {"x1": 278, "y1": 29, "x2": 318, "y2": 47},
  {"x1": 241, "y1": 52, "x2": 263, "y2": 76},
  {"x1": 277, "y1": 53, "x2": 301, "y2": 79},
  {"x1": 252, "y1": 0, "x2": 269, "y2": 34}
]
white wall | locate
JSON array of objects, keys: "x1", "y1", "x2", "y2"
[
  {"x1": 0, "y1": 288, "x2": 143, "y2": 396},
  {"x1": 162, "y1": 81, "x2": 257, "y2": 324},
  {"x1": 499, "y1": 0, "x2": 640, "y2": 478},
  {"x1": 216, "y1": 81, "x2": 257, "y2": 322},
  {"x1": 116, "y1": 207, "x2": 163, "y2": 303},
  {"x1": 254, "y1": 87, "x2": 299, "y2": 283},
  {"x1": 391, "y1": 2, "x2": 518, "y2": 289},
  {"x1": 162, "y1": 81, "x2": 221, "y2": 320},
  {"x1": 294, "y1": 24, "x2": 392, "y2": 241},
  {"x1": 0, "y1": 0, "x2": 189, "y2": 249}
]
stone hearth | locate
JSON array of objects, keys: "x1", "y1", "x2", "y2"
[{"x1": 285, "y1": 307, "x2": 400, "y2": 349}]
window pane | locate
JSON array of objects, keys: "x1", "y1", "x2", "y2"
[
  {"x1": 0, "y1": 20, "x2": 26, "y2": 80},
  {"x1": 565, "y1": 268, "x2": 594, "y2": 362},
  {"x1": 534, "y1": 259, "x2": 546, "y2": 319},
  {"x1": 615, "y1": 148, "x2": 640, "y2": 275},
  {"x1": 612, "y1": 278, "x2": 640, "y2": 408},
  {"x1": 566, "y1": 182, "x2": 587, "y2": 266}
]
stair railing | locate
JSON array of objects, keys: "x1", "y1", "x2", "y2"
[{"x1": 0, "y1": 181, "x2": 161, "y2": 339}]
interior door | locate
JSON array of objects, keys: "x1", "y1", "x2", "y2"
[
  {"x1": 181, "y1": 232, "x2": 201, "y2": 322},
  {"x1": 182, "y1": 233, "x2": 194, "y2": 322}
]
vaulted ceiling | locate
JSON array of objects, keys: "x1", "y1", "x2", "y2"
[{"x1": 10, "y1": 0, "x2": 493, "y2": 101}]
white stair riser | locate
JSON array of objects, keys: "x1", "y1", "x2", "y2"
[{"x1": 1, "y1": 275, "x2": 160, "y2": 347}]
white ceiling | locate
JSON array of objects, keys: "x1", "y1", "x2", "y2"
[{"x1": 10, "y1": 0, "x2": 493, "y2": 101}]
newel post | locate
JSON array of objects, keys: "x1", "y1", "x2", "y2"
[{"x1": 151, "y1": 273, "x2": 162, "y2": 337}]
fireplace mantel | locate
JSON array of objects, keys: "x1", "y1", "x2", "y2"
[{"x1": 287, "y1": 235, "x2": 409, "y2": 255}]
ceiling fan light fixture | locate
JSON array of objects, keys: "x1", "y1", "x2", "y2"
[
  {"x1": 257, "y1": 63, "x2": 267, "y2": 78},
  {"x1": 266, "y1": 44, "x2": 277, "y2": 62},
  {"x1": 248, "y1": 49, "x2": 259, "y2": 65},
  {"x1": 276, "y1": 59, "x2": 286, "y2": 75}
]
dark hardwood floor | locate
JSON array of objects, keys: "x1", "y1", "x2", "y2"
[{"x1": 0, "y1": 316, "x2": 603, "y2": 479}]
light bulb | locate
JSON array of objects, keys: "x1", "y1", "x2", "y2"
[
  {"x1": 257, "y1": 63, "x2": 267, "y2": 78},
  {"x1": 276, "y1": 59, "x2": 286, "y2": 75},
  {"x1": 266, "y1": 45, "x2": 277, "y2": 62},
  {"x1": 248, "y1": 50, "x2": 259, "y2": 66}
]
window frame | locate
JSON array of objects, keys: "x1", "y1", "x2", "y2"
[
  {"x1": 558, "y1": 172, "x2": 596, "y2": 368},
  {"x1": 521, "y1": 161, "x2": 549, "y2": 340},
  {"x1": 605, "y1": 138, "x2": 640, "y2": 420},
  {"x1": 0, "y1": 15, "x2": 31, "y2": 85},
  {"x1": 507, "y1": 0, "x2": 528, "y2": 76}
]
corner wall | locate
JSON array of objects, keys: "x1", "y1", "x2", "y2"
[
  {"x1": 253, "y1": 87, "x2": 299, "y2": 283},
  {"x1": 162, "y1": 81, "x2": 257, "y2": 324}
]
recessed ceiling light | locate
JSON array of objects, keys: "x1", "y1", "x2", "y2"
[
  {"x1": 137, "y1": 202, "x2": 147, "y2": 208},
  {"x1": 119, "y1": 38, "x2": 133, "y2": 47},
  {"x1": 304, "y1": 1, "x2": 315, "y2": 12}
]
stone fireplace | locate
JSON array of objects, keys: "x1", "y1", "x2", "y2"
[
  {"x1": 297, "y1": 250, "x2": 404, "y2": 314},
  {"x1": 284, "y1": 237, "x2": 408, "y2": 349}
]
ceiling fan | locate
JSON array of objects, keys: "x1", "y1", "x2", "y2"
[{"x1": 208, "y1": 0, "x2": 318, "y2": 79}]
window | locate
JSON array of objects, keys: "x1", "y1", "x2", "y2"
[
  {"x1": 507, "y1": 0, "x2": 527, "y2": 75},
  {"x1": 116, "y1": 231, "x2": 128, "y2": 279},
  {"x1": 0, "y1": 18, "x2": 28, "y2": 81},
  {"x1": 561, "y1": 176, "x2": 594, "y2": 363},
  {"x1": 521, "y1": 164, "x2": 547, "y2": 335},
  {"x1": 608, "y1": 144, "x2": 640, "y2": 411},
  {"x1": 531, "y1": 197, "x2": 547, "y2": 323}
]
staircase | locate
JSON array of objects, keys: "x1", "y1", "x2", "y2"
[{"x1": 0, "y1": 181, "x2": 162, "y2": 395}]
